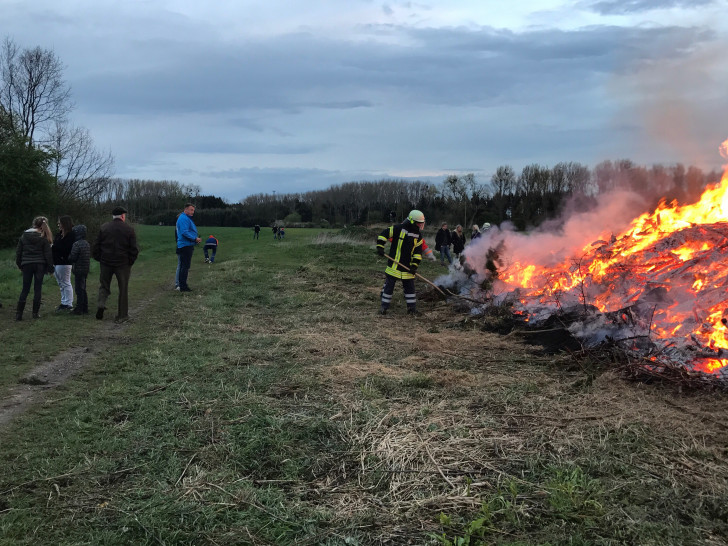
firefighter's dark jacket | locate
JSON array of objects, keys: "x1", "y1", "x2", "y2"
[{"x1": 376, "y1": 219, "x2": 424, "y2": 280}]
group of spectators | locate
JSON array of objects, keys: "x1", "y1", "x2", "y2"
[
  {"x1": 433, "y1": 222, "x2": 491, "y2": 266},
  {"x1": 13, "y1": 207, "x2": 139, "y2": 322}
]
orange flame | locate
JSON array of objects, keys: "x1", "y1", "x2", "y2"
[{"x1": 499, "y1": 139, "x2": 728, "y2": 375}]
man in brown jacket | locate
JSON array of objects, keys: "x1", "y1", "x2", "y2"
[{"x1": 92, "y1": 206, "x2": 139, "y2": 322}]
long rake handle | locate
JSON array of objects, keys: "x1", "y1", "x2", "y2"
[{"x1": 382, "y1": 253, "x2": 483, "y2": 305}]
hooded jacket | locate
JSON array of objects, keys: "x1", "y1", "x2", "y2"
[
  {"x1": 16, "y1": 229, "x2": 53, "y2": 270},
  {"x1": 68, "y1": 224, "x2": 91, "y2": 275}
]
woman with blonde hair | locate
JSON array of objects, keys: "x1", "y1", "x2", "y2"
[
  {"x1": 15, "y1": 216, "x2": 55, "y2": 320},
  {"x1": 53, "y1": 215, "x2": 75, "y2": 310}
]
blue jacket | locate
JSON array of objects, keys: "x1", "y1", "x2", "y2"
[{"x1": 176, "y1": 214, "x2": 198, "y2": 248}]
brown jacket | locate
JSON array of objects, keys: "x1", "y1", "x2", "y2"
[{"x1": 92, "y1": 219, "x2": 139, "y2": 267}]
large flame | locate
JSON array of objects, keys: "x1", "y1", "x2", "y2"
[{"x1": 493, "y1": 140, "x2": 728, "y2": 375}]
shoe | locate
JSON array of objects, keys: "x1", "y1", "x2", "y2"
[
  {"x1": 114, "y1": 316, "x2": 130, "y2": 324},
  {"x1": 407, "y1": 308, "x2": 420, "y2": 316},
  {"x1": 175, "y1": 286, "x2": 181, "y2": 291},
  {"x1": 204, "y1": 258, "x2": 209, "y2": 263},
  {"x1": 179, "y1": 287, "x2": 193, "y2": 292},
  {"x1": 378, "y1": 307, "x2": 388, "y2": 315},
  {"x1": 95, "y1": 308, "x2": 104, "y2": 320},
  {"x1": 56, "y1": 304, "x2": 72, "y2": 312},
  {"x1": 71, "y1": 308, "x2": 84, "y2": 315}
]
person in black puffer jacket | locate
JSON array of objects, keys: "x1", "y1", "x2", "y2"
[
  {"x1": 68, "y1": 224, "x2": 91, "y2": 315},
  {"x1": 15, "y1": 216, "x2": 55, "y2": 320}
]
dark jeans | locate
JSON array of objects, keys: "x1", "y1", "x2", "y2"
[
  {"x1": 74, "y1": 273, "x2": 88, "y2": 313},
  {"x1": 178, "y1": 245, "x2": 195, "y2": 289},
  {"x1": 19, "y1": 263, "x2": 46, "y2": 305},
  {"x1": 98, "y1": 263, "x2": 131, "y2": 319}
]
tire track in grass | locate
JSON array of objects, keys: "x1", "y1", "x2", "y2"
[{"x1": 0, "y1": 292, "x2": 163, "y2": 428}]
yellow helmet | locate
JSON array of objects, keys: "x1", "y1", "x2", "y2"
[{"x1": 408, "y1": 210, "x2": 425, "y2": 223}]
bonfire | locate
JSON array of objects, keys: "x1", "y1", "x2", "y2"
[{"x1": 442, "y1": 142, "x2": 728, "y2": 381}]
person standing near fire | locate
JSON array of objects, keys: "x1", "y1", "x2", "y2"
[
  {"x1": 435, "y1": 221, "x2": 453, "y2": 266},
  {"x1": 451, "y1": 224, "x2": 466, "y2": 258},
  {"x1": 376, "y1": 209, "x2": 425, "y2": 315}
]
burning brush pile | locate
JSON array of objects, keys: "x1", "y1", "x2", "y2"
[{"x1": 439, "y1": 161, "x2": 728, "y2": 386}]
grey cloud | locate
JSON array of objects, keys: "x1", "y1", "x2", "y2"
[
  {"x1": 175, "y1": 141, "x2": 328, "y2": 155},
  {"x1": 587, "y1": 0, "x2": 716, "y2": 15},
  {"x1": 74, "y1": 21, "x2": 715, "y2": 121},
  {"x1": 202, "y1": 168, "x2": 442, "y2": 201}
]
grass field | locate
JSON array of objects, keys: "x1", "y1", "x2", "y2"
[{"x1": 1, "y1": 224, "x2": 727, "y2": 545}]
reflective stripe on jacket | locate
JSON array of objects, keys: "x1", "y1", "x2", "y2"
[{"x1": 376, "y1": 220, "x2": 423, "y2": 280}]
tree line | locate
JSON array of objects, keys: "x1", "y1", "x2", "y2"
[{"x1": 93, "y1": 159, "x2": 721, "y2": 232}]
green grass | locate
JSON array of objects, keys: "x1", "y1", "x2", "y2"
[{"x1": 1, "y1": 225, "x2": 727, "y2": 545}]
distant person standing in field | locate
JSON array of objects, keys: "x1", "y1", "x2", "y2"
[
  {"x1": 451, "y1": 224, "x2": 466, "y2": 258},
  {"x1": 92, "y1": 206, "x2": 139, "y2": 322},
  {"x1": 272, "y1": 225, "x2": 278, "y2": 239},
  {"x1": 52, "y1": 215, "x2": 75, "y2": 311},
  {"x1": 176, "y1": 203, "x2": 201, "y2": 292},
  {"x1": 435, "y1": 221, "x2": 453, "y2": 266},
  {"x1": 14, "y1": 216, "x2": 54, "y2": 320},
  {"x1": 68, "y1": 224, "x2": 91, "y2": 315},
  {"x1": 253, "y1": 224, "x2": 260, "y2": 239},
  {"x1": 203, "y1": 235, "x2": 218, "y2": 263},
  {"x1": 279, "y1": 226, "x2": 285, "y2": 239}
]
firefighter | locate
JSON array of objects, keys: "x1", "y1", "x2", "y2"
[{"x1": 376, "y1": 209, "x2": 425, "y2": 315}]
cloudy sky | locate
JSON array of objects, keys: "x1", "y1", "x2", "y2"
[{"x1": 4, "y1": 0, "x2": 728, "y2": 201}]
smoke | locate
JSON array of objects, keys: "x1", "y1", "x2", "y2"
[
  {"x1": 610, "y1": 33, "x2": 728, "y2": 173},
  {"x1": 460, "y1": 188, "x2": 648, "y2": 279}
]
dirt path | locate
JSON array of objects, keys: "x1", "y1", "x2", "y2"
[{"x1": 0, "y1": 296, "x2": 158, "y2": 428}]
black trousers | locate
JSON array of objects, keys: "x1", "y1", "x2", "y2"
[
  {"x1": 19, "y1": 263, "x2": 46, "y2": 305},
  {"x1": 74, "y1": 273, "x2": 88, "y2": 312}
]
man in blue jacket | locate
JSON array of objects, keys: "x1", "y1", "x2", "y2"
[{"x1": 176, "y1": 203, "x2": 201, "y2": 292}]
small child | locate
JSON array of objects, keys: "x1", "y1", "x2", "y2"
[
  {"x1": 203, "y1": 235, "x2": 218, "y2": 263},
  {"x1": 68, "y1": 224, "x2": 91, "y2": 315}
]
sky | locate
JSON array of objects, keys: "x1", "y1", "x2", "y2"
[{"x1": 3, "y1": 0, "x2": 728, "y2": 202}]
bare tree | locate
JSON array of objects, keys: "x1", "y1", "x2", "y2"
[
  {"x1": 48, "y1": 121, "x2": 114, "y2": 203},
  {"x1": 442, "y1": 173, "x2": 488, "y2": 227},
  {"x1": 551, "y1": 162, "x2": 591, "y2": 195},
  {"x1": 0, "y1": 38, "x2": 72, "y2": 145}
]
